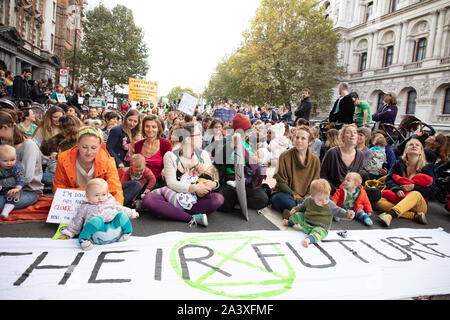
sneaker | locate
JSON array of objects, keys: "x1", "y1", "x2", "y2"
[
  {"x1": 414, "y1": 212, "x2": 428, "y2": 225},
  {"x1": 378, "y1": 213, "x2": 392, "y2": 227},
  {"x1": 363, "y1": 217, "x2": 373, "y2": 226},
  {"x1": 118, "y1": 233, "x2": 131, "y2": 242},
  {"x1": 80, "y1": 239, "x2": 93, "y2": 251},
  {"x1": 189, "y1": 214, "x2": 208, "y2": 227}
]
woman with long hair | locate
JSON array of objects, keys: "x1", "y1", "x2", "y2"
[
  {"x1": 0, "y1": 111, "x2": 43, "y2": 212},
  {"x1": 106, "y1": 109, "x2": 141, "y2": 168},
  {"x1": 32, "y1": 105, "x2": 65, "y2": 146},
  {"x1": 376, "y1": 138, "x2": 435, "y2": 227}
]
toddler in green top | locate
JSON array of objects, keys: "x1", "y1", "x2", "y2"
[{"x1": 283, "y1": 179, "x2": 355, "y2": 247}]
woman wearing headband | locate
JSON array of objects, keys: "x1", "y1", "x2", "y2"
[{"x1": 53, "y1": 126, "x2": 138, "y2": 205}]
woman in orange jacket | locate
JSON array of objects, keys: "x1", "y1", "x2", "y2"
[{"x1": 53, "y1": 127, "x2": 124, "y2": 205}]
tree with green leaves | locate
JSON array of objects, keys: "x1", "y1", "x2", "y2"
[
  {"x1": 166, "y1": 86, "x2": 198, "y2": 105},
  {"x1": 65, "y1": 3, "x2": 149, "y2": 95},
  {"x1": 204, "y1": 0, "x2": 344, "y2": 112}
]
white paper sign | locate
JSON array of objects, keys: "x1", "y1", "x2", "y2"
[
  {"x1": 178, "y1": 93, "x2": 198, "y2": 116},
  {"x1": 56, "y1": 93, "x2": 66, "y2": 103},
  {"x1": 1, "y1": 229, "x2": 450, "y2": 300},
  {"x1": 46, "y1": 188, "x2": 86, "y2": 224}
]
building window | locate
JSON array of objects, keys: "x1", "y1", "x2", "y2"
[
  {"x1": 378, "y1": 93, "x2": 385, "y2": 109},
  {"x1": 389, "y1": 0, "x2": 398, "y2": 13},
  {"x1": 365, "y1": 2, "x2": 373, "y2": 22},
  {"x1": 384, "y1": 46, "x2": 394, "y2": 67},
  {"x1": 53, "y1": 2, "x2": 56, "y2": 21},
  {"x1": 443, "y1": 88, "x2": 450, "y2": 114},
  {"x1": 413, "y1": 38, "x2": 427, "y2": 62},
  {"x1": 51, "y1": 33, "x2": 54, "y2": 52},
  {"x1": 360, "y1": 52, "x2": 367, "y2": 71},
  {"x1": 406, "y1": 90, "x2": 417, "y2": 114}
]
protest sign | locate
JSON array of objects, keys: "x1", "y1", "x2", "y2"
[
  {"x1": 1, "y1": 229, "x2": 450, "y2": 300},
  {"x1": 46, "y1": 188, "x2": 86, "y2": 225},
  {"x1": 56, "y1": 93, "x2": 66, "y2": 103},
  {"x1": 178, "y1": 93, "x2": 198, "y2": 116},
  {"x1": 128, "y1": 78, "x2": 158, "y2": 103},
  {"x1": 89, "y1": 98, "x2": 104, "y2": 107},
  {"x1": 234, "y1": 135, "x2": 248, "y2": 221},
  {"x1": 213, "y1": 109, "x2": 236, "y2": 123}
]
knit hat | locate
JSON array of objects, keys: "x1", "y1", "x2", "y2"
[{"x1": 232, "y1": 113, "x2": 251, "y2": 131}]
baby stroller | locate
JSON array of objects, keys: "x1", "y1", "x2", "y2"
[
  {"x1": 0, "y1": 96, "x2": 18, "y2": 110},
  {"x1": 382, "y1": 115, "x2": 436, "y2": 149}
]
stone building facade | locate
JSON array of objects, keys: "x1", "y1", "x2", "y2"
[
  {"x1": 320, "y1": 0, "x2": 450, "y2": 128},
  {"x1": 0, "y1": 0, "x2": 85, "y2": 85}
]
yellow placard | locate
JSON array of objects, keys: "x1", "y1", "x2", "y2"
[{"x1": 128, "y1": 78, "x2": 158, "y2": 102}]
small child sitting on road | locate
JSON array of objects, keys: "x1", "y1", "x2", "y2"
[
  {"x1": 119, "y1": 154, "x2": 156, "y2": 196},
  {"x1": 0, "y1": 144, "x2": 26, "y2": 218},
  {"x1": 332, "y1": 172, "x2": 373, "y2": 226},
  {"x1": 283, "y1": 179, "x2": 355, "y2": 248},
  {"x1": 59, "y1": 178, "x2": 139, "y2": 250}
]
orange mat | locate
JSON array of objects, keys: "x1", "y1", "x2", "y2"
[{"x1": 0, "y1": 196, "x2": 54, "y2": 225}]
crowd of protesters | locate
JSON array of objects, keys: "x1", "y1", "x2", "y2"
[{"x1": 0, "y1": 72, "x2": 449, "y2": 238}]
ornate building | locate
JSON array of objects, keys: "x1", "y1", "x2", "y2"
[
  {"x1": 0, "y1": 0, "x2": 85, "y2": 85},
  {"x1": 321, "y1": 0, "x2": 450, "y2": 128}
]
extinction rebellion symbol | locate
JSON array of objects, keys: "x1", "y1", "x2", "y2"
[{"x1": 170, "y1": 234, "x2": 295, "y2": 299}]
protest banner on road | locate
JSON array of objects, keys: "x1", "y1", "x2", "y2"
[
  {"x1": 46, "y1": 189, "x2": 86, "y2": 225},
  {"x1": 1, "y1": 229, "x2": 450, "y2": 300},
  {"x1": 128, "y1": 78, "x2": 158, "y2": 103},
  {"x1": 178, "y1": 93, "x2": 198, "y2": 116}
]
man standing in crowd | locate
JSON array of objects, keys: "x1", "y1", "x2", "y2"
[
  {"x1": 13, "y1": 68, "x2": 32, "y2": 107},
  {"x1": 350, "y1": 92, "x2": 371, "y2": 127},
  {"x1": 329, "y1": 82, "x2": 354, "y2": 127},
  {"x1": 294, "y1": 88, "x2": 312, "y2": 123}
]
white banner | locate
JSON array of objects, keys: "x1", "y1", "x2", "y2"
[{"x1": 1, "y1": 229, "x2": 450, "y2": 300}]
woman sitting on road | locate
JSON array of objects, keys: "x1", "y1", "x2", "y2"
[
  {"x1": 270, "y1": 125, "x2": 320, "y2": 215},
  {"x1": 106, "y1": 109, "x2": 141, "y2": 169},
  {"x1": 0, "y1": 110, "x2": 43, "y2": 211},
  {"x1": 320, "y1": 124, "x2": 365, "y2": 195},
  {"x1": 53, "y1": 127, "x2": 141, "y2": 207},
  {"x1": 375, "y1": 138, "x2": 435, "y2": 227},
  {"x1": 141, "y1": 123, "x2": 224, "y2": 226},
  {"x1": 32, "y1": 105, "x2": 65, "y2": 147},
  {"x1": 134, "y1": 115, "x2": 172, "y2": 189},
  {"x1": 212, "y1": 113, "x2": 269, "y2": 213}
]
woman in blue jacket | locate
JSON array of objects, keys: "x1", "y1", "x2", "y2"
[{"x1": 106, "y1": 109, "x2": 141, "y2": 169}]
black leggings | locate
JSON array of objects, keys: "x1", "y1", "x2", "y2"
[{"x1": 217, "y1": 184, "x2": 269, "y2": 212}]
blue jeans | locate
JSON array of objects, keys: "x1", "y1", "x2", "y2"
[
  {"x1": 122, "y1": 180, "x2": 142, "y2": 207},
  {"x1": 79, "y1": 212, "x2": 132, "y2": 245},
  {"x1": 270, "y1": 192, "x2": 297, "y2": 213},
  {"x1": 42, "y1": 172, "x2": 55, "y2": 187},
  {"x1": 0, "y1": 190, "x2": 38, "y2": 211}
]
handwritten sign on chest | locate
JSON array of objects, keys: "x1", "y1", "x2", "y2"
[{"x1": 46, "y1": 189, "x2": 86, "y2": 224}]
